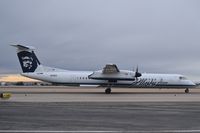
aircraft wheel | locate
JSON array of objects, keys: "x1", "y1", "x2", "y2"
[
  {"x1": 185, "y1": 88, "x2": 189, "y2": 93},
  {"x1": 105, "y1": 88, "x2": 111, "y2": 94}
]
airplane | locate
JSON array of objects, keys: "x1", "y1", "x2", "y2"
[{"x1": 11, "y1": 44, "x2": 196, "y2": 94}]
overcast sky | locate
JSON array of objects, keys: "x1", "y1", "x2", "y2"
[{"x1": 0, "y1": 0, "x2": 200, "y2": 80}]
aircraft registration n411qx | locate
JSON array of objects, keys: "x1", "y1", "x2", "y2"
[{"x1": 11, "y1": 44, "x2": 196, "y2": 94}]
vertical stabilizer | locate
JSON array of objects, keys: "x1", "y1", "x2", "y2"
[{"x1": 11, "y1": 44, "x2": 41, "y2": 73}]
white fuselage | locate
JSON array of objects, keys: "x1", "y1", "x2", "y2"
[
  {"x1": 12, "y1": 44, "x2": 196, "y2": 92},
  {"x1": 22, "y1": 70, "x2": 195, "y2": 88}
]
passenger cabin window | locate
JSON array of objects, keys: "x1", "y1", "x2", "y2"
[{"x1": 179, "y1": 76, "x2": 187, "y2": 80}]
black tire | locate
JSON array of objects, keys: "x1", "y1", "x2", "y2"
[
  {"x1": 185, "y1": 88, "x2": 189, "y2": 93},
  {"x1": 105, "y1": 88, "x2": 111, "y2": 94}
]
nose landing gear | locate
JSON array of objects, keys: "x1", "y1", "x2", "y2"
[
  {"x1": 185, "y1": 88, "x2": 189, "y2": 93},
  {"x1": 105, "y1": 87, "x2": 111, "y2": 94}
]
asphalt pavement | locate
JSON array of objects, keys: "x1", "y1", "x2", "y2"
[{"x1": 0, "y1": 102, "x2": 200, "y2": 132}]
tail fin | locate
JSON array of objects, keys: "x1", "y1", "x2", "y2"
[{"x1": 11, "y1": 44, "x2": 41, "y2": 73}]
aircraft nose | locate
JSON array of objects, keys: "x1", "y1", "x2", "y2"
[{"x1": 189, "y1": 80, "x2": 196, "y2": 87}]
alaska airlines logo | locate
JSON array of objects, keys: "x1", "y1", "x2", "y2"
[
  {"x1": 17, "y1": 51, "x2": 38, "y2": 73},
  {"x1": 131, "y1": 79, "x2": 168, "y2": 87},
  {"x1": 21, "y1": 56, "x2": 33, "y2": 70}
]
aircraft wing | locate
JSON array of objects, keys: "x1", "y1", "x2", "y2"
[
  {"x1": 102, "y1": 64, "x2": 120, "y2": 74},
  {"x1": 88, "y1": 64, "x2": 135, "y2": 81}
]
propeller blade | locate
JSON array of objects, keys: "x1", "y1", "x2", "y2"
[
  {"x1": 134, "y1": 65, "x2": 142, "y2": 80},
  {"x1": 136, "y1": 66, "x2": 138, "y2": 73}
]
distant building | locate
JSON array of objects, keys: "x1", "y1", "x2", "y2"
[{"x1": 0, "y1": 74, "x2": 51, "y2": 86}]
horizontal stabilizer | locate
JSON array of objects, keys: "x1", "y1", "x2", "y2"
[{"x1": 11, "y1": 44, "x2": 35, "y2": 51}]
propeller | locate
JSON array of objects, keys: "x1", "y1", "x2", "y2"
[{"x1": 134, "y1": 66, "x2": 142, "y2": 80}]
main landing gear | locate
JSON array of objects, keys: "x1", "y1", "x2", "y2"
[
  {"x1": 105, "y1": 83, "x2": 112, "y2": 94},
  {"x1": 105, "y1": 87, "x2": 111, "y2": 94},
  {"x1": 185, "y1": 88, "x2": 189, "y2": 93}
]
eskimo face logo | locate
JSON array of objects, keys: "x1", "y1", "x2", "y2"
[
  {"x1": 21, "y1": 56, "x2": 33, "y2": 69},
  {"x1": 17, "y1": 51, "x2": 38, "y2": 72}
]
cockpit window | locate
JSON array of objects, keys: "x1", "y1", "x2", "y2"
[{"x1": 179, "y1": 76, "x2": 187, "y2": 80}]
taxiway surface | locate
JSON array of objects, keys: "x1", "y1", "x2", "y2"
[
  {"x1": 0, "y1": 86, "x2": 200, "y2": 132},
  {"x1": 0, "y1": 102, "x2": 200, "y2": 132},
  {"x1": 1, "y1": 86, "x2": 200, "y2": 102}
]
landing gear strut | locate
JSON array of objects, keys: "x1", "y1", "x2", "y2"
[
  {"x1": 185, "y1": 88, "x2": 189, "y2": 93},
  {"x1": 105, "y1": 87, "x2": 111, "y2": 94},
  {"x1": 105, "y1": 81, "x2": 115, "y2": 94}
]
